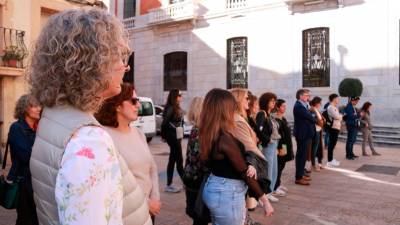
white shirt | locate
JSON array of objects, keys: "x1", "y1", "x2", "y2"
[{"x1": 55, "y1": 126, "x2": 123, "y2": 225}]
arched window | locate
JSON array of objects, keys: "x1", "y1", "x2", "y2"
[
  {"x1": 303, "y1": 27, "x2": 330, "y2": 87},
  {"x1": 227, "y1": 37, "x2": 248, "y2": 89},
  {"x1": 164, "y1": 51, "x2": 187, "y2": 91}
]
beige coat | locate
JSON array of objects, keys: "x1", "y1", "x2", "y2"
[
  {"x1": 232, "y1": 114, "x2": 265, "y2": 159},
  {"x1": 30, "y1": 106, "x2": 152, "y2": 225}
]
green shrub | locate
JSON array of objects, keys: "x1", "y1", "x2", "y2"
[{"x1": 338, "y1": 78, "x2": 363, "y2": 97}]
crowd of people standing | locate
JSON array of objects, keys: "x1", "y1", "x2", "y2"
[{"x1": 0, "y1": 7, "x2": 382, "y2": 225}]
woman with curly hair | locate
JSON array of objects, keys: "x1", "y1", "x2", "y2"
[
  {"x1": 7, "y1": 94, "x2": 41, "y2": 225},
  {"x1": 28, "y1": 8, "x2": 147, "y2": 225}
]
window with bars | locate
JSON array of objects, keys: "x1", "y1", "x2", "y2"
[
  {"x1": 227, "y1": 37, "x2": 248, "y2": 89},
  {"x1": 123, "y1": 52, "x2": 135, "y2": 85},
  {"x1": 123, "y1": 0, "x2": 136, "y2": 19},
  {"x1": 164, "y1": 51, "x2": 187, "y2": 91},
  {"x1": 302, "y1": 27, "x2": 330, "y2": 87}
]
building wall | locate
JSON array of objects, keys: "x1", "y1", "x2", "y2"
[{"x1": 115, "y1": 0, "x2": 400, "y2": 125}]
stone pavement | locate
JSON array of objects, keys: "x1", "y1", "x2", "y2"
[{"x1": 1, "y1": 136, "x2": 399, "y2": 225}]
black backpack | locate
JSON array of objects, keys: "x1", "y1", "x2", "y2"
[{"x1": 322, "y1": 109, "x2": 333, "y2": 128}]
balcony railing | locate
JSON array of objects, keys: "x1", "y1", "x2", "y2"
[
  {"x1": 123, "y1": 17, "x2": 135, "y2": 30},
  {"x1": 148, "y1": 1, "x2": 197, "y2": 25},
  {"x1": 0, "y1": 27, "x2": 27, "y2": 69},
  {"x1": 226, "y1": 0, "x2": 273, "y2": 10}
]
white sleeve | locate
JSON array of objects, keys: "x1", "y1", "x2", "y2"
[{"x1": 55, "y1": 126, "x2": 123, "y2": 225}]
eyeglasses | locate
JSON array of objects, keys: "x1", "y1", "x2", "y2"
[{"x1": 130, "y1": 97, "x2": 140, "y2": 105}]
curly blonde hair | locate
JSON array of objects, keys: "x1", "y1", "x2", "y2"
[
  {"x1": 14, "y1": 94, "x2": 40, "y2": 120},
  {"x1": 28, "y1": 8, "x2": 130, "y2": 112}
]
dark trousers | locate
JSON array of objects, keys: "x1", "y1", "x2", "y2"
[
  {"x1": 295, "y1": 138, "x2": 312, "y2": 180},
  {"x1": 185, "y1": 189, "x2": 208, "y2": 225},
  {"x1": 328, "y1": 128, "x2": 340, "y2": 162},
  {"x1": 274, "y1": 157, "x2": 286, "y2": 190},
  {"x1": 311, "y1": 131, "x2": 323, "y2": 166},
  {"x1": 16, "y1": 182, "x2": 38, "y2": 225},
  {"x1": 346, "y1": 126, "x2": 358, "y2": 158},
  {"x1": 166, "y1": 137, "x2": 184, "y2": 186}
]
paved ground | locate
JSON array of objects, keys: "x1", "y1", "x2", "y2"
[{"x1": 1, "y1": 136, "x2": 400, "y2": 225}]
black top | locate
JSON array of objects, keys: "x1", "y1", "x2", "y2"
[
  {"x1": 7, "y1": 119, "x2": 36, "y2": 186},
  {"x1": 161, "y1": 104, "x2": 183, "y2": 139},
  {"x1": 275, "y1": 116, "x2": 294, "y2": 162},
  {"x1": 255, "y1": 111, "x2": 273, "y2": 148},
  {"x1": 209, "y1": 132, "x2": 264, "y2": 198}
]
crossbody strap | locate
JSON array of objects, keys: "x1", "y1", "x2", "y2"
[{"x1": 2, "y1": 139, "x2": 10, "y2": 170}]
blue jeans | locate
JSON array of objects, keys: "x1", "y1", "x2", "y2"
[
  {"x1": 346, "y1": 125, "x2": 358, "y2": 158},
  {"x1": 312, "y1": 131, "x2": 321, "y2": 166},
  {"x1": 324, "y1": 129, "x2": 330, "y2": 148},
  {"x1": 262, "y1": 140, "x2": 278, "y2": 192},
  {"x1": 203, "y1": 174, "x2": 247, "y2": 225}
]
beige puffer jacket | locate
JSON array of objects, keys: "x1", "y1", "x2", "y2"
[{"x1": 30, "y1": 106, "x2": 152, "y2": 225}]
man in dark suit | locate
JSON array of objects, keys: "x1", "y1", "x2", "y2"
[
  {"x1": 293, "y1": 89, "x2": 316, "y2": 185},
  {"x1": 343, "y1": 96, "x2": 360, "y2": 160}
]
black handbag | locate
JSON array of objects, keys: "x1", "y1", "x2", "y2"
[
  {"x1": 0, "y1": 140, "x2": 19, "y2": 209},
  {"x1": 194, "y1": 172, "x2": 211, "y2": 223}
]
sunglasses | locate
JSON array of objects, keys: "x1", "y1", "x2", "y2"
[{"x1": 130, "y1": 97, "x2": 140, "y2": 105}]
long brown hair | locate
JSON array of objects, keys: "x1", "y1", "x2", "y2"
[
  {"x1": 95, "y1": 83, "x2": 134, "y2": 127},
  {"x1": 165, "y1": 89, "x2": 182, "y2": 119},
  {"x1": 199, "y1": 89, "x2": 236, "y2": 161},
  {"x1": 361, "y1": 101, "x2": 372, "y2": 114}
]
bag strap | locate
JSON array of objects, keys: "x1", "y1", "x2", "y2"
[{"x1": 2, "y1": 139, "x2": 10, "y2": 170}]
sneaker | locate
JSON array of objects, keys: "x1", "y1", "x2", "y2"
[
  {"x1": 164, "y1": 185, "x2": 181, "y2": 193},
  {"x1": 267, "y1": 194, "x2": 279, "y2": 202},
  {"x1": 277, "y1": 185, "x2": 288, "y2": 192},
  {"x1": 326, "y1": 160, "x2": 339, "y2": 167},
  {"x1": 272, "y1": 189, "x2": 286, "y2": 197},
  {"x1": 332, "y1": 159, "x2": 341, "y2": 166}
]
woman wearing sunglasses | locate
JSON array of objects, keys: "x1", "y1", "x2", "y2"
[{"x1": 95, "y1": 83, "x2": 159, "y2": 224}]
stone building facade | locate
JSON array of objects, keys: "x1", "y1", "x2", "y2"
[{"x1": 113, "y1": 0, "x2": 400, "y2": 126}]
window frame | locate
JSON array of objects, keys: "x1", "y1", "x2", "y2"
[
  {"x1": 302, "y1": 27, "x2": 330, "y2": 87},
  {"x1": 227, "y1": 36, "x2": 248, "y2": 89},
  {"x1": 163, "y1": 51, "x2": 188, "y2": 91}
]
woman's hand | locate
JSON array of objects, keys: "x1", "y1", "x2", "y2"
[
  {"x1": 148, "y1": 199, "x2": 162, "y2": 216},
  {"x1": 260, "y1": 195, "x2": 274, "y2": 217},
  {"x1": 246, "y1": 165, "x2": 257, "y2": 179}
]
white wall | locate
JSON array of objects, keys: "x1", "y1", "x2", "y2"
[{"x1": 125, "y1": 0, "x2": 400, "y2": 125}]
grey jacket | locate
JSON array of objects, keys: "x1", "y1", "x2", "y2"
[{"x1": 361, "y1": 111, "x2": 372, "y2": 131}]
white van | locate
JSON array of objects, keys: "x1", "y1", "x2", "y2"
[{"x1": 131, "y1": 97, "x2": 156, "y2": 142}]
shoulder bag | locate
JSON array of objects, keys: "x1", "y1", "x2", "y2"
[{"x1": 0, "y1": 140, "x2": 20, "y2": 209}]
